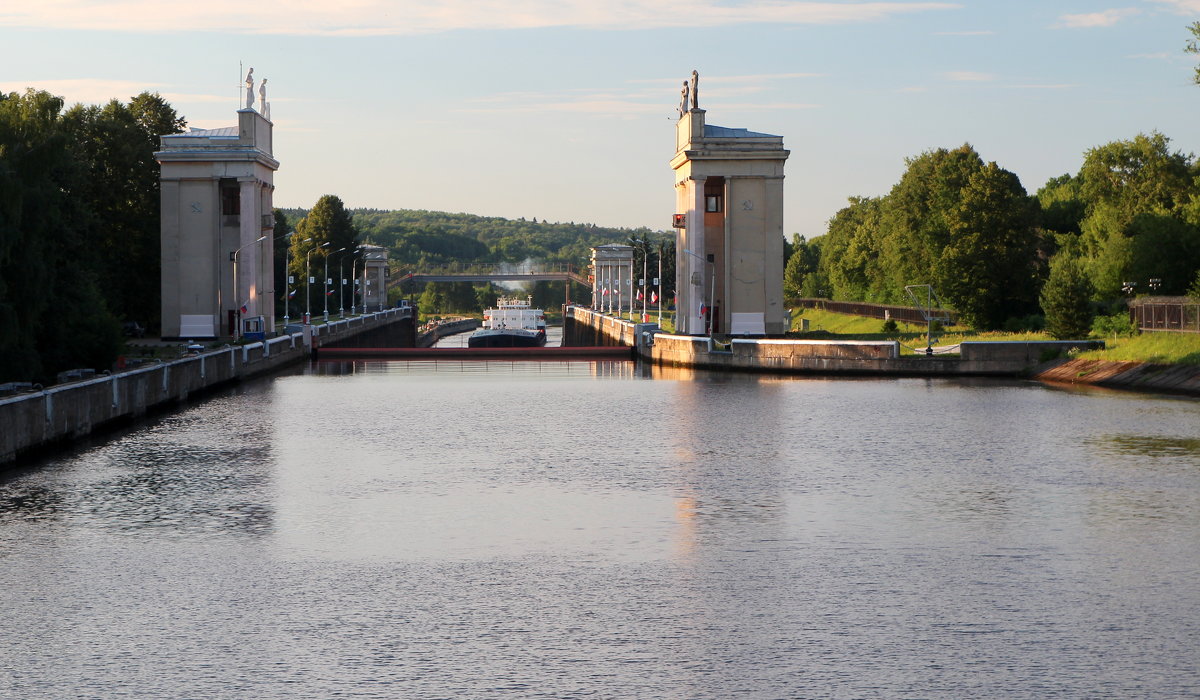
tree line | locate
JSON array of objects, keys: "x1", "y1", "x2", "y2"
[
  {"x1": 783, "y1": 133, "x2": 1200, "y2": 337},
  {"x1": 279, "y1": 206, "x2": 676, "y2": 316},
  {"x1": 0, "y1": 89, "x2": 183, "y2": 384}
]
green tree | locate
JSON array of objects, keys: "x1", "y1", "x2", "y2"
[
  {"x1": 62, "y1": 92, "x2": 184, "y2": 331},
  {"x1": 1187, "y1": 21, "x2": 1200, "y2": 85},
  {"x1": 783, "y1": 235, "x2": 820, "y2": 299},
  {"x1": 937, "y1": 162, "x2": 1041, "y2": 329},
  {"x1": 1188, "y1": 269, "x2": 1200, "y2": 299},
  {"x1": 290, "y1": 195, "x2": 360, "y2": 315},
  {"x1": 0, "y1": 89, "x2": 120, "y2": 383},
  {"x1": 1041, "y1": 256, "x2": 1095, "y2": 339},
  {"x1": 1075, "y1": 133, "x2": 1200, "y2": 297}
]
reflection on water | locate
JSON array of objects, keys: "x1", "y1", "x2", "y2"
[
  {"x1": 1, "y1": 362, "x2": 1199, "y2": 698},
  {"x1": 1093, "y1": 433, "x2": 1200, "y2": 459}
]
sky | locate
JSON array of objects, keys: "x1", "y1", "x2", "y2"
[{"x1": 2, "y1": 1, "x2": 1198, "y2": 238}]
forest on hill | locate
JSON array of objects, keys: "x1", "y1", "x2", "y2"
[
  {"x1": 277, "y1": 206, "x2": 674, "y2": 316},
  {"x1": 280, "y1": 207, "x2": 662, "y2": 271}
]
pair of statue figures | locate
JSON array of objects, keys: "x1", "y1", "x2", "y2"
[
  {"x1": 244, "y1": 68, "x2": 269, "y2": 118},
  {"x1": 678, "y1": 70, "x2": 699, "y2": 117}
]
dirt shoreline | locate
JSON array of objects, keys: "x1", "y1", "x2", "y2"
[{"x1": 1036, "y1": 359, "x2": 1200, "y2": 397}]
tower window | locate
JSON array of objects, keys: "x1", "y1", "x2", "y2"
[{"x1": 705, "y1": 195, "x2": 723, "y2": 213}]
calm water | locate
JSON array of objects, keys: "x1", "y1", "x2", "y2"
[{"x1": 1, "y1": 356, "x2": 1198, "y2": 698}]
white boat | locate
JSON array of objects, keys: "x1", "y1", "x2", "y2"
[{"x1": 468, "y1": 297, "x2": 548, "y2": 348}]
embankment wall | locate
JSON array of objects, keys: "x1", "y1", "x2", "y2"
[
  {"x1": 1037, "y1": 359, "x2": 1200, "y2": 396},
  {"x1": 566, "y1": 307, "x2": 1099, "y2": 378},
  {"x1": 1, "y1": 309, "x2": 407, "y2": 466}
]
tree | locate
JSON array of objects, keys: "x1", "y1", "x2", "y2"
[
  {"x1": 289, "y1": 195, "x2": 360, "y2": 313},
  {"x1": 1041, "y1": 256, "x2": 1095, "y2": 339},
  {"x1": 783, "y1": 235, "x2": 820, "y2": 299},
  {"x1": 937, "y1": 162, "x2": 1041, "y2": 329},
  {"x1": 0, "y1": 89, "x2": 121, "y2": 383},
  {"x1": 1187, "y1": 21, "x2": 1200, "y2": 86},
  {"x1": 62, "y1": 92, "x2": 184, "y2": 331},
  {"x1": 1075, "y1": 133, "x2": 1200, "y2": 298}
]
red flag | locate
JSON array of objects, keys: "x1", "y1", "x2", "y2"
[
  {"x1": 239, "y1": 302, "x2": 248, "y2": 314},
  {"x1": 326, "y1": 290, "x2": 335, "y2": 296},
  {"x1": 636, "y1": 290, "x2": 643, "y2": 301},
  {"x1": 699, "y1": 302, "x2": 707, "y2": 316},
  {"x1": 651, "y1": 291, "x2": 658, "y2": 304}
]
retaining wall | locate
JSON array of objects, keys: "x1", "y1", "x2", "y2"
[
  {"x1": 416, "y1": 319, "x2": 480, "y2": 347},
  {"x1": 566, "y1": 306, "x2": 1101, "y2": 378},
  {"x1": 1037, "y1": 359, "x2": 1200, "y2": 396},
  {"x1": 1, "y1": 309, "x2": 407, "y2": 465}
]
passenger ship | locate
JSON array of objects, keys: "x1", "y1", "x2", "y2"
[{"x1": 467, "y1": 297, "x2": 548, "y2": 348}]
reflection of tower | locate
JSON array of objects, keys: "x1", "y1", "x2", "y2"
[
  {"x1": 671, "y1": 108, "x2": 789, "y2": 335},
  {"x1": 157, "y1": 106, "x2": 279, "y2": 339}
]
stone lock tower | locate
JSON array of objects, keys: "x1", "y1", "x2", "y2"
[
  {"x1": 671, "y1": 95, "x2": 789, "y2": 336},
  {"x1": 157, "y1": 104, "x2": 278, "y2": 339}
]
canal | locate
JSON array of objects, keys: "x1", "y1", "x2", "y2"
[{"x1": 1, "y1": 357, "x2": 1197, "y2": 698}]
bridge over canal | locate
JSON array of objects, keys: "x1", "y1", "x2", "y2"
[{"x1": 389, "y1": 263, "x2": 591, "y2": 303}]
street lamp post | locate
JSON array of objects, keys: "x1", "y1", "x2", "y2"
[
  {"x1": 232, "y1": 234, "x2": 268, "y2": 339},
  {"x1": 305, "y1": 241, "x2": 330, "y2": 324},
  {"x1": 325, "y1": 247, "x2": 345, "y2": 321},
  {"x1": 284, "y1": 236, "x2": 311, "y2": 328}
]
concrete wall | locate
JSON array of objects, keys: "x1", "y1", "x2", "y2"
[
  {"x1": 566, "y1": 306, "x2": 1101, "y2": 378},
  {"x1": 416, "y1": 319, "x2": 480, "y2": 347},
  {"x1": 1, "y1": 309, "x2": 407, "y2": 466}
]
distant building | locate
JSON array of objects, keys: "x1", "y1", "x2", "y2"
[
  {"x1": 360, "y1": 245, "x2": 389, "y2": 312},
  {"x1": 671, "y1": 107, "x2": 789, "y2": 335},
  {"x1": 156, "y1": 107, "x2": 278, "y2": 339},
  {"x1": 590, "y1": 244, "x2": 635, "y2": 313}
]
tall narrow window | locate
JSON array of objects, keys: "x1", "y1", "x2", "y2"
[{"x1": 705, "y1": 195, "x2": 723, "y2": 213}]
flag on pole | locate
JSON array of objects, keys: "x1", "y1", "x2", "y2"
[
  {"x1": 326, "y1": 289, "x2": 335, "y2": 296},
  {"x1": 602, "y1": 288, "x2": 609, "y2": 296},
  {"x1": 699, "y1": 302, "x2": 707, "y2": 317},
  {"x1": 240, "y1": 302, "x2": 248, "y2": 314},
  {"x1": 288, "y1": 288, "x2": 297, "y2": 299},
  {"x1": 636, "y1": 290, "x2": 643, "y2": 301},
  {"x1": 651, "y1": 290, "x2": 658, "y2": 304}
]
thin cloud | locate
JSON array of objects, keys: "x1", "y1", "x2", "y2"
[
  {"x1": 0, "y1": 1, "x2": 960, "y2": 35},
  {"x1": 934, "y1": 30, "x2": 995, "y2": 35},
  {"x1": 1145, "y1": 0, "x2": 1200, "y2": 13},
  {"x1": 1057, "y1": 8, "x2": 1139, "y2": 28},
  {"x1": 944, "y1": 71, "x2": 993, "y2": 82},
  {"x1": 0, "y1": 78, "x2": 170, "y2": 104},
  {"x1": 1005, "y1": 83, "x2": 1077, "y2": 89}
]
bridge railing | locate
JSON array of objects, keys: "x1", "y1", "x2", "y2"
[{"x1": 402, "y1": 262, "x2": 583, "y2": 276}]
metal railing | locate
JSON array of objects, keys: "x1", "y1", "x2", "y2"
[{"x1": 1130, "y1": 297, "x2": 1200, "y2": 333}]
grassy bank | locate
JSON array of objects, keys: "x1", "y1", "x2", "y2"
[{"x1": 790, "y1": 307, "x2": 1200, "y2": 364}]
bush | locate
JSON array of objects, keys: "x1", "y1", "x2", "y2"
[
  {"x1": 1003, "y1": 314, "x2": 1045, "y2": 332},
  {"x1": 1092, "y1": 312, "x2": 1136, "y2": 338},
  {"x1": 881, "y1": 319, "x2": 898, "y2": 334}
]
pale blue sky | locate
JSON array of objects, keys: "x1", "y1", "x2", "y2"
[{"x1": 2, "y1": 1, "x2": 1197, "y2": 237}]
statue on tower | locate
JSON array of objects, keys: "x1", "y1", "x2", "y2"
[
  {"x1": 678, "y1": 80, "x2": 689, "y2": 118},
  {"x1": 244, "y1": 67, "x2": 255, "y2": 110},
  {"x1": 259, "y1": 78, "x2": 269, "y2": 119},
  {"x1": 691, "y1": 70, "x2": 699, "y2": 110}
]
